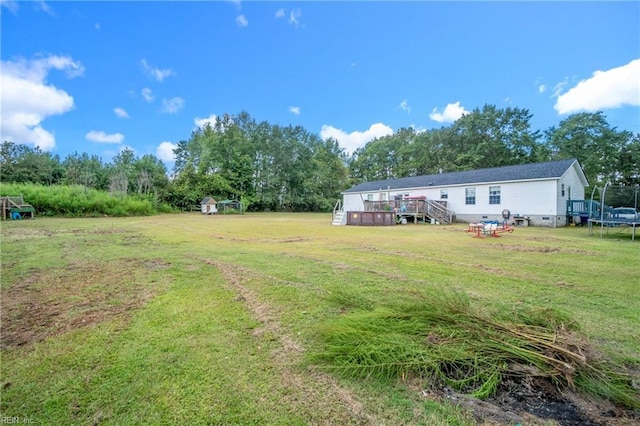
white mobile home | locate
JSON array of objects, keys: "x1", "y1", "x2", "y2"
[{"x1": 335, "y1": 159, "x2": 588, "y2": 227}]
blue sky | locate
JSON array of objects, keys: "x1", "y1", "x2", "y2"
[{"x1": 1, "y1": 1, "x2": 639, "y2": 167}]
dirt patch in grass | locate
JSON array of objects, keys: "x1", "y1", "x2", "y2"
[
  {"x1": 209, "y1": 234, "x2": 315, "y2": 244},
  {"x1": 490, "y1": 243, "x2": 595, "y2": 255},
  {"x1": 1, "y1": 227, "x2": 128, "y2": 242},
  {"x1": 1, "y1": 258, "x2": 168, "y2": 349}
]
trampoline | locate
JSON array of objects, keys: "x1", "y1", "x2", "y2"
[{"x1": 587, "y1": 183, "x2": 639, "y2": 241}]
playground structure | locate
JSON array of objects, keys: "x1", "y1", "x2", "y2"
[
  {"x1": 465, "y1": 208, "x2": 515, "y2": 238},
  {"x1": 1, "y1": 196, "x2": 35, "y2": 220},
  {"x1": 584, "y1": 184, "x2": 639, "y2": 241},
  {"x1": 465, "y1": 220, "x2": 514, "y2": 238}
]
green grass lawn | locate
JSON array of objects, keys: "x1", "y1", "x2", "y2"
[{"x1": 1, "y1": 213, "x2": 638, "y2": 424}]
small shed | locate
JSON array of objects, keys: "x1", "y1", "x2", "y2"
[{"x1": 200, "y1": 197, "x2": 218, "y2": 215}]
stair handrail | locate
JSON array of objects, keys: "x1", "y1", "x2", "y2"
[
  {"x1": 332, "y1": 199, "x2": 343, "y2": 221},
  {"x1": 425, "y1": 199, "x2": 455, "y2": 224}
]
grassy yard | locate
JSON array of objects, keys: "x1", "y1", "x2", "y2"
[{"x1": 1, "y1": 213, "x2": 638, "y2": 424}]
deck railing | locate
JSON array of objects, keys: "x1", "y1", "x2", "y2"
[
  {"x1": 425, "y1": 199, "x2": 455, "y2": 224},
  {"x1": 362, "y1": 199, "x2": 455, "y2": 224}
]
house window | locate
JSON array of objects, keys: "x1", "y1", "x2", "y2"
[
  {"x1": 489, "y1": 186, "x2": 501, "y2": 205},
  {"x1": 367, "y1": 194, "x2": 373, "y2": 201},
  {"x1": 561, "y1": 184, "x2": 565, "y2": 197},
  {"x1": 440, "y1": 189, "x2": 448, "y2": 199},
  {"x1": 465, "y1": 188, "x2": 476, "y2": 205}
]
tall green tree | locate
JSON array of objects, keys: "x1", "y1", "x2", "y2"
[
  {"x1": 108, "y1": 148, "x2": 136, "y2": 195},
  {"x1": 62, "y1": 152, "x2": 108, "y2": 190},
  {"x1": 545, "y1": 112, "x2": 628, "y2": 185},
  {"x1": 444, "y1": 104, "x2": 543, "y2": 171},
  {"x1": 0, "y1": 141, "x2": 64, "y2": 185},
  {"x1": 617, "y1": 132, "x2": 640, "y2": 186},
  {"x1": 134, "y1": 154, "x2": 170, "y2": 199},
  {"x1": 169, "y1": 112, "x2": 349, "y2": 212},
  {"x1": 349, "y1": 129, "x2": 414, "y2": 182}
]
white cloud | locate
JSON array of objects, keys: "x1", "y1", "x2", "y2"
[
  {"x1": 236, "y1": 14, "x2": 248, "y2": 28},
  {"x1": 552, "y1": 79, "x2": 568, "y2": 98},
  {"x1": 86, "y1": 130, "x2": 124, "y2": 144},
  {"x1": 275, "y1": 7, "x2": 302, "y2": 26},
  {"x1": 2, "y1": 55, "x2": 84, "y2": 81},
  {"x1": 554, "y1": 59, "x2": 640, "y2": 115},
  {"x1": 275, "y1": 9, "x2": 302, "y2": 27},
  {"x1": 289, "y1": 9, "x2": 302, "y2": 26},
  {"x1": 35, "y1": 1, "x2": 54, "y2": 15},
  {"x1": 320, "y1": 123, "x2": 393, "y2": 154},
  {"x1": 1, "y1": 0, "x2": 19, "y2": 14},
  {"x1": 141, "y1": 87, "x2": 154, "y2": 102},
  {"x1": 0, "y1": 55, "x2": 83, "y2": 151},
  {"x1": 538, "y1": 84, "x2": 547, "y2": 94},
  {"x1": 161, "y1": 97, "x2": 185, "y2": 114},
  {"x1": 194, "y1": 114, "x2": 218, "y2": 128},
  {"x1": 429, "y1": 101, "x2": 469, "y2": 123},
  {"x1": 156, "y1": 141, "x2": 177, "y2": 162},
  {"x1": 140, "y1": 58, "x2": 175, "y2": 82},
  {"x1": 289, "y1": 106, "x2": 300, "y2": 115},
  {"x1": 399, "y1": 99, "x2": 411, "y2": 114},
  {"x1": 113, "y1": 107, "x2": 129, "y2": 119}
]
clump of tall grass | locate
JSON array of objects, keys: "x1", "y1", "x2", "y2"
[
  {"x1": 1, "y1": 183, "x2": 175, "y2": 217},
  {"x1": 311, "y1": 287, "x2": 639, "y2": 409}
]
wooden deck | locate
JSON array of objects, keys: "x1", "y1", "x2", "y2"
[{"x1": 363, "y1": 198, "x2": 455, "y2": 224}]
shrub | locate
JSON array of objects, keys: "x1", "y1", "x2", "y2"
[{"x1": 0, "y1": 183, "x2": 173, "y2": 217}]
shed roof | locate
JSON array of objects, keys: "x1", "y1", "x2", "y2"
[
  {"x1": 344, "y1": 158, "x2": 585, "y2": 193},
  {"x1": 200, "y1": 197, "x2": 217, "y2": 204}
]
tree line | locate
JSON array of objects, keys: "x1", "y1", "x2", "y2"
[
  {"x1": 349, "y1": 106, "x2": 639, "y2": 187},
  {"x1": 1, "y1": 107, "x2": 638, "y2": 213}
]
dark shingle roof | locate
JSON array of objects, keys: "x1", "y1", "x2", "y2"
[
  {"x1": 201, "y1": 197, "x2": 217, "y2": 204},
  {"x1": 344, "y1": 159, "x2": 582, "y2": 193}
]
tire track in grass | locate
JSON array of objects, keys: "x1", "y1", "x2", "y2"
[{"x1": 196, "y1": 257, "x2": 378, "y2": 425}]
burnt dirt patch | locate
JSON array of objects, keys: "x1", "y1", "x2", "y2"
[
  {"x1": 1, "y1": 258, "x2": 169, "y2": 349},
  {"x1": 420, "y1": 375, "x2": 640, "y2": 426}
]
